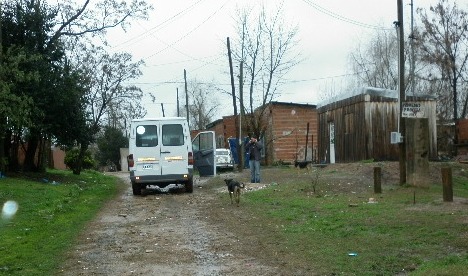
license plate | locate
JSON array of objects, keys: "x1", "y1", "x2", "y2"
[{"x1": 142, "y1": 164, "x2": 153, "y2": 170}]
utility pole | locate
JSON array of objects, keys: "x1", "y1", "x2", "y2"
[
  {"x1": 227, "y1": 37, "x2": 240, "y2": 169},
  {"x1": 184, "y1": 69, "x2": 189, "y2": 125},
  {"x1": 239, "y1": 61, "x2": 244, "y2": 172},
  {"x1": 397, "y1": 0, "x2": 407, "y2": 185},
  {"x1": 409, "y1": 0, "x2": 415, "y2": 96},
  {"x1": 0, "y1": 1, "x2": 2, "y2": 49},
  {"x1": 177, "y1": 88, "x2": 180, "y2": 117}
]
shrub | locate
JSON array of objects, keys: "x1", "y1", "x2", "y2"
[{"x1": 64, "y1": 148, "x2": 96, "y2": 170}]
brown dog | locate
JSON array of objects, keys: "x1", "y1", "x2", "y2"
[{"x1": 224, "y1": 179, "x2": 245, "y2": 207}]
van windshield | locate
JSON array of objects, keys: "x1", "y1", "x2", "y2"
[
  {"x1": 136, "y1": 125, "x2": 158, "y2": 147},
  {"x1": 162, "y1": 124, "x2": 184, "y2": 146}
]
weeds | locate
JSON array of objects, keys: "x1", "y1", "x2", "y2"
[{"x1": 309, "y1": 167, "x2": 322, "y2": 195}]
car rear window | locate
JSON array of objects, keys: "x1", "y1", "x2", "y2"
[
  {"x1": 136, "y1": 125, "x2": 158, "y2": 147},
  {"x1": 162, "y1": 124, "x2": 184, "y2": 146},
  {"x1": 216, "y1": 150, "x2": 229, "y2": 155}
]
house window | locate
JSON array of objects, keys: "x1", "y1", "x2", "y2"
[{"x1": 345, "y1": 113, "x2": 354, "y2": 134}]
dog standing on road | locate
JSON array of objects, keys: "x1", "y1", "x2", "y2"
[{"x1": 224, "y1": 178, "x2": 245, "y2": 207}]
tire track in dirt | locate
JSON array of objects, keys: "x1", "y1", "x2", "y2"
[{"x1": 60, "y1": 172, "x2": 279, "y2": 276}]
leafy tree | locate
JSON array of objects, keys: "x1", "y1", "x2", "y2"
[
  {"x1": 0, "y1": 46, "x2": 35, "y2": 172},
  {"x1": 47, "y1": 62, "x2": 89, "y2": 148},
  {"x1": 70, "y1": 44, "x2": 144, "y2": 175},
  {"x1": 0, "y1": 0, "x2": 151, "y2": 173},
  {"x1": 2, "y1": 1, "x2": 63, "y2": 170},
  {"x1": 64, "y1": 148, "x2": 95, "y2": 171},
  {"x1": 96, "y1": 126, "x2": 128, "y2": 171}
]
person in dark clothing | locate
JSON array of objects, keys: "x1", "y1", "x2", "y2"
[{"x1": 245, "y1": 135, "x2": 263, "y2": 183}]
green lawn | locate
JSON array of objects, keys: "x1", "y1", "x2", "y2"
[
  {"x1": 1, "y1": 163, "x2": 467, "y2": 275},
  {"x1": 0, "y1": 170, "x2": 123, "y2": 275},
  {"x1": 234, "y1": 164, "x2": 468, "y2": 275}
]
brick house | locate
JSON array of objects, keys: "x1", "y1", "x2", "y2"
[
  {"x1": 206, "y1": 102, "x2": 318, "y2": 165},
  {"x1": 262, "y1": 102, "x2": 318, "y2": 165},
  {"x1": 206, "y1": 115, "x2": 238, "y2": 149},
  {"x1": 12, "y1": 143, "x2": 67, "y2": 171},
  {"x1": 455, "y1": 119, "x2": 468, "y2": 157}
]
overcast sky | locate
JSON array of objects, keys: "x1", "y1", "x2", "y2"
[{"x1": 103, "y1": 0, "x2": 442, "y2": 119}]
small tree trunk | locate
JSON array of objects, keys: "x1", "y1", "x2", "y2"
[
  {"x1": 24, "y1": 136, "x2": 39, "y2": 172},
  {"x1": 0, "y1": 136, "x2": 5, "y2": 174},
  {"x1": 73, "y1": 143, "x2": 89, "y2": 175}
]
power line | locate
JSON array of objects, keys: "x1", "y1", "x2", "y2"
[
  {"x1": 111, "y1": 0, "x2": 207, "y2": 50},
  {"x1": 301, "y1": 0, "x2": 393, "y2": 30},
  {"x1": 129, "y1": 71, "x2": 366, "y2": 87},
  {"x1": 146, "y1": 54, "x2": 223, "y2": 67},
  {"x1": 143, "y1": 0, "x2": 230, "y2": 61},
  {"x1": 280, "y1": 71, "x2": 368, "y2": 83}
]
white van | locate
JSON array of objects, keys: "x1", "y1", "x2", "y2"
[{"x1": 127, "y1": 117, "x2": 216, "y2": 195}]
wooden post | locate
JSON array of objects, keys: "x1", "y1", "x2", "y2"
[
  {"x1": 441, "y1": 167, "x2": 453, "y2": 202},
  {"x1": 374, "y1": 167, "x2": 382, "y2": 194},
  {"x1": 305, "y1": 122, "x2": 310, "y2": 161},
  {"x1": 406, "y1": 118, "x2": 430, "y2": 187}
]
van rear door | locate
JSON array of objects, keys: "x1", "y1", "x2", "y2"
[
  {"x1": 132, "y1": 123, "x2": 161, "y2": 176},
  {"x1": 192, "y1": 131, "x2": 216, "y2": 176},
  {"x1": 160, "y1": 123, "x2": 189, "y2": 175}
]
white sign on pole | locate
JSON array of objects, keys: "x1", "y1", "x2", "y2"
[{"x1": 402, "y1": 102, "x2": 426, "y2": 118}]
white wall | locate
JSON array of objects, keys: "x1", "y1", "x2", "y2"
[{"x1": 120, "y1": 148, "x2": 129, "y2": 172}]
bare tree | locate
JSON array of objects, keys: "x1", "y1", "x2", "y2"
[
  {"x1": 232, "y1": 3, "x2": 300, "y2": 139},
  {"x1": 52, "y1": 0, "x2": 151, "y2": 46},
  {"x1": 416, "y1": 0, "x2": 468, "y2": 123},
  {"x1": 346, "y1": 26, "x2": 433, "y2": 102},
  {"x1": 178, "y1": 80, "x2": 219, "y2": 130},
  {"x1": 348, "y1": 30, "x2": 399, "y2": 91}
]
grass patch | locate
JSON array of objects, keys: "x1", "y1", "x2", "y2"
[
  {"x1": 223, "y1": 163, "x2": 468, "y2": 275},
  {"x1": 0, "y1": 170, "x2": 123, "y2": 275}
]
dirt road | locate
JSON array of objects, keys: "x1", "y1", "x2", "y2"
[
  {"x1": 59, "y1": 162, "x2": 467, "y2": 275},
  {"x1": 60, "y1": 172, "x2": 280, "y2": 276}
]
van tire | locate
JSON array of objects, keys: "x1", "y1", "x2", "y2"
[
  {"x1": 132, "y1": 181, "x2": 142, "y2": 195},
  {"x1": 185, "y1": 178, "x2": 194, "y2": 193}
]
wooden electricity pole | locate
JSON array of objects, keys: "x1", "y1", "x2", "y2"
[
  {"x1": 239, "y1": 61, "x2": 244, "y2": 172},
  {"x1": 177, "y1": 88, "x2": 180, "y2": 117},
  {"x1": 184, "y1": 69, "x2": 189, "y2": 125},
  {"x1": 397, "y1": 0, "x2": 407, "y2": 185},
  {"x1": 227, "y1": 37, "x2": 240, "y2": 169}
]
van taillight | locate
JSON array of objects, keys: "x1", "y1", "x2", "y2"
[
  {"x1": 188, "y1": 152, "x2": 193, "y2": 165},
  {"x1": 128, "y1": 154, "x2": 134, "y2": 168}
]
